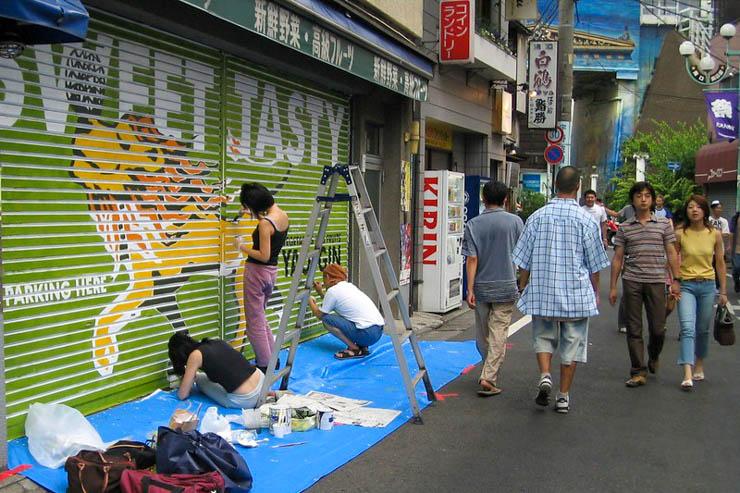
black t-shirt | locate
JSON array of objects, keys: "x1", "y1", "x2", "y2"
[{"x1": 198, "y1": 339, "x2": 256, "y2": 393}]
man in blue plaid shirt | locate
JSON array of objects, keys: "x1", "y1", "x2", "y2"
[{"x1": 513, "y1": 167, "x2": 610, "y2": 414}]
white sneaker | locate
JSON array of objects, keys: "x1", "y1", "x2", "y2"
[
  {"x1": 555, "y1": 393, "x2": 569, "y2": 414},
  {"x1": 618, "y1": 327, "x2": 627, "y2": 334},
  {"x1": 535, "y1": 374, "x2": 552, "y2": 407}
]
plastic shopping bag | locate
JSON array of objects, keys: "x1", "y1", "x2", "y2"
[
  {"x1": 25, "y1": 402, "x2": 107, "y2": 469},
  {"x1": 199, "y1": 407, "x2": 232, "y2": 442}
]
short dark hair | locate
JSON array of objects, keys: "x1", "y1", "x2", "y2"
[
  {"x1": 482, "y1": 181, "x2": 509, "y2": 206},
  {"x1": 555, "y1": 166, "x2": 580, "y2": 194},
  {"x1": 628, "y1": 181, "x2": 656, "y2": 209},
  {"x1": 240, "y1": 183, "x2": 275, "y2": 216},
  {"x1": 583, "y1": 189, "x2": 597, "y2": 197},
  {"x1": 168, "y1": 331, "x2": 200, "y2": 376}
]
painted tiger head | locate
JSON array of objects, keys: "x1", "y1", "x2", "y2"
[{"x1": 71, "y1": 114, "x2": 222, "y2": 247}]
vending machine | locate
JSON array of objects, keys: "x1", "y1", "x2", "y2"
[
  {"x1": 462, "y1": 175, "x2": 490, "y2": 300},
  {"x1": 419, "y1": 170, "x2": 465, "y2": 313}
]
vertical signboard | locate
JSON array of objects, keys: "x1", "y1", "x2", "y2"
[
  {"x1": 439, "y1": 0, "x2": 475, "y2": 64},
  {"x1": 528, "y1": 40, "x2": 558, "y2": 129},
  {"x1": 705, "y1": 91, "x2": 739, "y2": 140}
]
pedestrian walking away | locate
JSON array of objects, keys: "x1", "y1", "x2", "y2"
[
  {"x1": 609, "y1": 181, "x2": 681, "y2": 388},
  {"x1": 462, "y1": 181, "x2": 524, "y2": 397},
  {"x1": 235, "y1": 183, "x2": 290, "y2": 373},
  {"x1": 513, "y1": 166, "x2": 610, "y2": 414},
  {"x1": 675, "y1": 195, "x2": 728, "y2": 391},
  {"x1": 309, "y1": 264, "x2": 385, "y2": 360}
]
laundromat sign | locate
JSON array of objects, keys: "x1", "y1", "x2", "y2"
[{"x1": 181, "y1": 0, "x2": 430, "y2": 101}]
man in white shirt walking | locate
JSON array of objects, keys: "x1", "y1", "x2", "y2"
[
  {"x1": 309, "y1": 263, "x2": 385, "y2": 360},
  {"x1": 582, "y1": 189, "x2": 608, "y2": 249}
]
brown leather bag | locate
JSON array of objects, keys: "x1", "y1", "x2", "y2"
[{"x1": 65, "y1": 450, "x2": 136, "y2": 493}]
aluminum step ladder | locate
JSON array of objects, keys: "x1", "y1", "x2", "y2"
[{"x1": 257, "y1": 164, "x2": 436, "y2": 422}]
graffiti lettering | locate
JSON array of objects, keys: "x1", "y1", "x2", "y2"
[{"x1": 3, "y1": 275, "x2": 113, "y2": 307}]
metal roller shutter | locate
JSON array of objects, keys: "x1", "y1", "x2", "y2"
[
  {"x1": 0, "y1": 9, "x2": 350, "y2": 438},
  {"x1": 221, "y1": 56, "x2": 350, "y2": 348}
]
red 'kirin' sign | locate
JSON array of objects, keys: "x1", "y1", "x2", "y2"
[{"x1": 439, "y1": 0, "x2": 475, "y2": 64}]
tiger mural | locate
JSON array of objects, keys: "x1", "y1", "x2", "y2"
[{"x1": 70, "y1": 114, "x2": 251, "y2": 376}]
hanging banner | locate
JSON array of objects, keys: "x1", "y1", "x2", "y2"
[
  {"x1": 705, "y1": 91, "x2": 739, "y2": 140},
  {"x1": 439, "y1": 0, "x2": 475, "y2": 64},
  {"x1": 505, "y1": 0, "x2": 538, "y2": 20},
  {"x1": 527, "y1": 40, "x2": 558, "y2": 129}
]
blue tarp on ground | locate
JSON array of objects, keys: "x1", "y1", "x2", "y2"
[{"x1": 8, "y1": 335, "x2": 479, "y2": 493}]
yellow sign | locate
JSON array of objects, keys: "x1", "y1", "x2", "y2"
[
  {"x1": 425, "y1": 121, "x2": 453, "y2": 151},
  {"x1": 493, "y1": 89, "x2": 512, "y2": 135}
]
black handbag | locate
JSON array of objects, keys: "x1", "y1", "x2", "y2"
[
  {"x1": 106, "y1": 440, "x2": 156, "y2": 470},
  {"x1": 155, "y1": 426, "x2": 252, "y2": 493},
  {"x1": 714, "y1": 305, "x2": 735, "y2": 346}
]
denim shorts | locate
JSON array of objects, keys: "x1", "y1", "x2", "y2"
[
  {"x1": 322, "y1": 313, "x2": 383, "y2": 348},
  {"x1": 532, "y1": 317, "x2": 589, "y2": 364}
]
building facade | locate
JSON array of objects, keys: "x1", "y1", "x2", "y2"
[{"x1": 0, "y1": 0, "x2": 432, "y2": 438}]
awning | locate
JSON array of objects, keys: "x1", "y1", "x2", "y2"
[
  {"x1": 695, "y1": 140, "x2": 738, "y2": 184},
  {"x1": 178, "y1": 0, "x2": 431, "y2": 101},
  {"x1": 0, "y1": 0, "x2": 89, "y2": 45}
]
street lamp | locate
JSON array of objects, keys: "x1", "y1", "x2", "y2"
[{"x1": 679, "y1": 23, "x2": 740, "y2": 213}]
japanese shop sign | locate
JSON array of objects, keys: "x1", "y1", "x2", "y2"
[
  {"x1": 528, "y1": 40, "x2": 558, "y2": 129},
  {"x1": 180, "y1": 0, "x2": 429, "y2": 101},
  {"x1": 705, "y1": 91, "x2": 738, "y2": 140},
  {"x1": 439, "y1": 0, "x2": 475, "y2": 64}
]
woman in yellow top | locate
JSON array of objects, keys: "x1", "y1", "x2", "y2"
[{"x1": 674, "y1": 195, "x2": 727, "y2": 391}]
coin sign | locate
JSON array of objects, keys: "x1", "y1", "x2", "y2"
[
  {"x1": 545, "y1": 126, "x2": 564, "y2": 144},
  {"x1": 544, "y1": 144, "x2": 564, "y2": 164}
]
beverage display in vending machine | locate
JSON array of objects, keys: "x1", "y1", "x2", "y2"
[
  {"x1": 420, "y1": 170, "x2": 465, "y2": 313},
  {"x1": 462, "y1": 176, "x2": 490, "y2": 300}
]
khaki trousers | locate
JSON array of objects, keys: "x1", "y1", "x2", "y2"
[{"x1": 474, "y1": 301, "x2": 516, "y2": 385}]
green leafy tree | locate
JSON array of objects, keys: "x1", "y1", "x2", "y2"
[
  {"x1": 519, "y1": 189, "x2": 547, "y2": 222},
  {"x1": 608, "y1": 119, "x2": 706, "y2": 213}
]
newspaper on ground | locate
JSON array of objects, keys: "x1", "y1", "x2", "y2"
[
  {"x1": 334, "y1": 407, "x2": 402, "y2": 428},
  {"x1": 304, "y1": 391, "x2": 371, "y2": 412}
]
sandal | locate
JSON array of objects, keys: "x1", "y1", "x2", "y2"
[
  {"x1": 692, "y1": 372, "x2": 705, "y2": 381},
  {"x1": 334, "y1": 347, "x2": 369, "y2": 360},
  {"x1": 681, "y1": 379, "x2": 693, "y2": 392},
  {"x1": 477, "y1": 380, "x2": 502, "y2": 397}
]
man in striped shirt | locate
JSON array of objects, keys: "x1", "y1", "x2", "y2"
[{"x1": 609, "y1": 181, "x2": 681, "y2": 387}]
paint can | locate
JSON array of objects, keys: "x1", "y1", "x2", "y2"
[
  {"x1": 318, "y1": 410, "x2": 334, "y2": 431},
  {"x1": 269, "y1": 406, "x2": 292, "y2": 438}
]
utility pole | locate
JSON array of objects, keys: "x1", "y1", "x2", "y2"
[{"x1": 557, "y1": 0, "x2": 574, "y2": 124}]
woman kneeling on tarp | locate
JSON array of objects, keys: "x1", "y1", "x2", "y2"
[
  {"x1": 309, "y1": 263, "x2": 385, "y2": 360},
  {"x1": 168, "y1": 332, "x2": 264, "y2": 408}
]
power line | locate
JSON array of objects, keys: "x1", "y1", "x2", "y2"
[{"x1": 641, "y1": 0, "x2": 714, "y2": 17}]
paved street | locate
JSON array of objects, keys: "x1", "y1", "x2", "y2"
[
  {"x1": 309, "y1": 271, "x2": 740, "y2": 493},
  {"x1": 3, "y1": 270, "x2": 738, "y2": 493}
]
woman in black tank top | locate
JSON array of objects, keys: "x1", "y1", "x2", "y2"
[
  {"x1": 168, "y1": 332, "x2": 266, "y2": 408},
  {"x1": 235, "y1": 183, "x2": 289, "y2": 372}
]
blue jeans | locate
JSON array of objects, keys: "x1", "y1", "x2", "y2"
[
  {"x1": 677, "y1": 280, "x2": 715, "y2": 366},
  {"x1": 322, "y1": 314, "x2": 383, "y2": 348}
]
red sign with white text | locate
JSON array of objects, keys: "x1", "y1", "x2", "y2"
[
  {"x1": 422, "y1": 176, "x2": 439, "y2": 265},
  {"x1": 440, "y1": 0, "x2": 475, "y2": 64}
]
